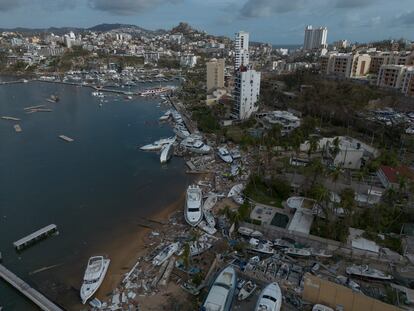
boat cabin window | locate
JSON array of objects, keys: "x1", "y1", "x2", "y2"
[
  {"x1": 188, "y1": 208, "x2": 200, "y2": 212},
  {"x1": 263, "y1": 295, "x2": 277, "y2": 302}
]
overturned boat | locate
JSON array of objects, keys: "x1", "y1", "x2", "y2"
[
  {"x1": 254, "y1": 282, "x2": 282, "y2": 311},
  {"x1": 160, "y1": 142, "x2": 174, "y2": 164},
  {"x1": 202, "y1": 265, "x2": 237, "y2": 311},
  {"x1": 185, "y1": 185, "x2": 203, "y2": 226}
]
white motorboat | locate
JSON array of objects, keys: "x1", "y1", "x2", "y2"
[
  {"x1": 160, "y1": 142, "x2": 174, "y2": 164},
  {"x1": 185, "y1": 185, "x2": 203, "y2": 226},
  {"x1": 190, "y1": 240, "x2": 212, "y2": 256},
  {"x1": 283, "y1": 248, "x2": 311, "y2": 258},
  {"x1": 310, "y1": 248, "x2": 333, "y2": 258},
  {"x1": 198, "y1": 220, "x2": 217, "y2": 235},
  {"x1": 313, "y1": 304, "x2": 334, "y2": 311},
  {"x1": 203, "y1": 195, "x2": 217, "y2": 228},
  {"x1": 346, "y1": 265, "x2": 393, "y2": 280},
  {"x1": 140, "y1": 136, "x2": 176, "y2": 151},
  {"x1": 254, "y1": 282, "x2": 282, "y2": 311},
  {"x1": 218, "y1": 146, "x2": 233, "y2": 163},
  {"x1": 159, "y1": 110, "x2": 171, "y2": 121},
  {"x1": 237, "y1": 280, "x2": 256, "y2": 301},
  {"x1": 227, "y1": 184, "x2": 245, "y2": 205},
  {"x1": 249, "y1": 238, "x2": 274, "y2": 255},
  {"x1": 238, "y1": 226, "x2": 263, "y2": 238},
  {"x1": 202, "y1": 265, "x2": 237, "y2": 311},
  {"x1": 152, "y1": 242, "x2": 179, "y2": 266},
  {"x1": 80, "y1": 256, "x2": 110, "y2": 304},
  {"x1": 173, "y1": 124, "x2": 190, "y2": 139},
  {"x1": 203, "y1": 194, "x2": 218, "y2": 211},
  {"x1": 181, "y1": 137, "x2": 212, "y2": 154}
]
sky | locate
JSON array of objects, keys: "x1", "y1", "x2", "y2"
[{"x1": 0, "y1": 0, "x2": 413, "y2": 44}]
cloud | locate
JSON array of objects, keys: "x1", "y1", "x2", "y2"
[
  {"x1": 88, "y1": 0, "x2": 181, "y2": 16},
  {"x1": 0, "y1": 0, "x2": 24, "y2": 11},
  {"x1": 0, "y1": 0, "x2": 77, "y2": 12},
  {"x1": 239, "y1": 0, "x2": 306, "y2": 18},
  {"x1": 393, "y1": 11, "x2": 414, "y2": 26},
  {"x1": 335, "y1": 0, "x2": 377, "y2": 8}
]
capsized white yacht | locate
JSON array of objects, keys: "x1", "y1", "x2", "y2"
[
  {"x1": 254, "y1": 282, "x2": 282, "y2": 311},
  {"x1": 80, "y1": 256, "x2": 110, "y2": 304},
  {"x1": 160, "y1": 142, "x2": 174, "y2": 164},
  {"x1": 218, "y1": 146, "x2": 233, "y2": 163},
  {"x1": 202, "y1": 265, "x2": 237, "y2": 311},
  {"x1": 180, "y1": 136, "x2": 211, "y2": 154},
  {"x1": 185, "y1": 185, "x2": 203, "y2": 226},
  {"x1": 140, "y1": 136, "x2": 176, "y2": 151}
]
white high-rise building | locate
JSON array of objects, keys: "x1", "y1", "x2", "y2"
[
  {"x1": 234, "y1": 31, "x2": 250, "y2": 70},
  {"x1": 303, "y1": 25, "x2": 328, "y2": 50},
  {"x1": 232, "y1": 67, "x2": 261, "y2": 120}
]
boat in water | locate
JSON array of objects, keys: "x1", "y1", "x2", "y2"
[
  {"x1": 218, "y1": 146, "x2": 233, "y2": 163},
  {"x1": 181, "y1": 136, "x2": 211, "y2": 154},
  {"x1": 140, "y1": 86, "x2": 171, "y2": 96},
  {"x1": 238, "y1": 280, "x2": 257, "y2": 301},
  {"x1": 202, "y1": 265, "x2": 237, "y2": 311},
  {"x1": 80, "y1": 256, "x2": 110, "y2": 304},
  {"x1": 185, "y1": 185, "x2": 203, "y2": 226},
  {"x1": 159, "y1": 110, "x2": 171, "y2": 121},
  {"x1": 160, "y1": 142, "x2": 174, "y2": 164},
  {"x1": 283, "y1": 248, "x2": 311, "y2": 258},
  {"x1": 254, "y1": 282, "x2": 282, "y2": 311},
  {"x1": 152, "y1": 242, "x2": 179, "y2": 266},
  {"x1": 346, "y1": 264, "x2": 393, "y2": 280},
  {"x1": 140, "y1": 136, "x2": 176, "y2": 151}
]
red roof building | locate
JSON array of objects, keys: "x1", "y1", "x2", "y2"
[{"x1": 377, "y1": 165, "x2": 414, "y2": 189}]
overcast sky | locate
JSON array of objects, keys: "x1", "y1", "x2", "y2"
[{"x1": 0, "y1": 0, "x2": 413, "y2": 44}]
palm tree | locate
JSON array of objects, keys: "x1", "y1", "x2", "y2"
[
  {"x1": 329, "y1": 166, "x2": 342, "y2": 192},
  {"x1": 308, "y1": 135, "x2": 319, "y2": 160}
]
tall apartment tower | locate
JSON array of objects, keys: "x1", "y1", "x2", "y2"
[
  {"x1": 234, "y1": 31, "x2": 250, "y2": 70},
  {"x1": 232, "y1": 67, "x2": 261, "y2": 120},
  {"x1": 206, "y1": 58, "x2": 225, "y2": 92},
  {"x1": 303, "y1": 25, "x2": 328, "y2": 50}
]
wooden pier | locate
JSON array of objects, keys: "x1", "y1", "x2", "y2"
[
  {"x1": 58, "y1": 135, "x2": 74, "y2": 142},
  {"x1": 13, "y1": 224, "x2": 58, "y2": 251},
  {"x1": 0, "y1": 264, "x2": 63, "y2": 311}
]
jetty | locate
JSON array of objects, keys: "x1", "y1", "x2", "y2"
[
  {"x1": 58, "y1": 135, "x2": 74, "y2": 142},
  {"x1": 13, "y1": 224, "x2": 58, "y2": 251},
  {"x1": 0, "y1": 264, "x2": 63, "y2": 311},
  {"x1": 1, "y1": 116, "x2": 20, "y2": 121},
  {"x1": 14, "y1": 124, "x2": 22, "y2": 132}
]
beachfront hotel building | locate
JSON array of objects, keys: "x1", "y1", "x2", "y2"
[{"x1": 232, "y1": 67, "x2": 261, "y2": 120}]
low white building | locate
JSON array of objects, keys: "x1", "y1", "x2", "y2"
[
  {"x1": 231, "y1": 67, "x2": 261, "y2": 120},
  {"x1": 257, "y1": 110, "x2": 301, "y2": 134},
  {"x1": 180, "y1": 54, "x2": 197, "y2": 68}
]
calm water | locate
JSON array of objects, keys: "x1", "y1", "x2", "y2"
[{"x1": 0, "y1": 80, "x2": 190, "y2": 310}]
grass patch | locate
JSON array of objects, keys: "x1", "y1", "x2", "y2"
[{"x1": 244, "y1": 174, "x2": 290, "y2": 207}]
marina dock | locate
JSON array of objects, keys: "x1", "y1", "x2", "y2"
[
  {"x1": 13, "y1": 224, "x2": 58, "y2": 251},
  {"x1": 1, "y1": 116, "x2": 20, "y2": 121},
  {"x1": 58, "y1": 135, "x2": 74, "y2": 142},
  {"x1": 14, "y1": 124, "x2": 22, "y2": 132},
  {"x1": 0, "y1": 264, "x2": 63, "y2": 311}
]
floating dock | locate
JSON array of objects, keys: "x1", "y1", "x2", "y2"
[
  {"x1": 0, "y1": 264, "x2": 63, "y2": 311},
  {"x1": 13, "y1": 224, "x2": 58, "y2": 251},
  {"x1": 1, "y1": 116, "x2": 20, "y2": 121},
  {"x1": 13, "y1": 124, "x2": 22, "y2": 133},
  {"x1": 58, "y1": 135, "x2": 74, "y2": 142}
]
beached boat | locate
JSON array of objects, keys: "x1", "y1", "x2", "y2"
[
  {"x1": 283, "y1": 248, "x2": 311, "y2": 258},
  {"x1": 202, "y1": 265, "x2": 237, "y2": 311},
  {"x1": 238, "y1": 281, "x2": 257, "y2": 301},
  {"x1": 313, "y1": 305, "x2": 334, "y2": 311},
  {"x1": 159, "y1": 110, "x2": 171, "y2": 121},
  {"x1": 203, "y1": 194, "x2": 218, "y2": 211},
  {"x1": 173, "y1": 124, "x2": 191, "y2": 139},
  {"x1": 238, "y1": 226, "x2": 263, "y2": 238},
  {"x1": 267, "y1": 261, "x2": 278, "y2": 277},
  {"x1": 336, "y1": 275, "x2": 361, "y2": 292},
  {"x1": 181, "y1": 137, "x2": 212, "y2": 154},
  {"x1": 198, "y1": 220, "x2": 217, "y2": 235},
  {"x1": 185, "y1": 185, "x2": 203, "y2": 226},
  {"x1": 190, "y1": 240, "x2": 212, "y2": 256},
  {"x1": 276, "y1": 263, "x2": 290, "y2": 280},
  {"x1": 227, "y1": 184, "x2": 245, "y2": 205},
  {"x1": 254, "y1": 282, "x2": 282, "y2": 311},
  {"x1": 273, "y1": 238, "x2": 293, "y2": 249},
  {"x1": 310, "y1": 248, "x2": 333, "y2": 258},
  {"x1": 160, "y1": 142, "x2": 174, "y2": 164},
  {"x1": 80, "y1": 256, "x2": 110, "y2": 304},
  {"x1": 203, "y1": 195, "x2": 217, "y2": 227},
  {"x1": 218, "y1": 146, "x2": 233, "y2": 163},
  {"x1": 249, "y1": 238, "x2": 274, "y2": 255},
  {"x1": 152, "y1": 242, "x2": 179, "y2": 266},
  {"x1": 346, "y1": 265, "x2": 393, "y2": 280},
  {"x1": 140, "y1": 136, "x2": 176, "y2": 151}
]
